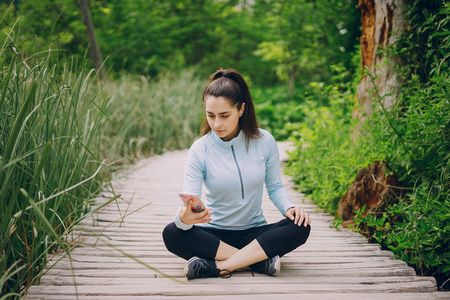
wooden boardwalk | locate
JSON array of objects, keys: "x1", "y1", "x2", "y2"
[{"x1": 25, "y1": 143, "x2": 445, "y2": 299}]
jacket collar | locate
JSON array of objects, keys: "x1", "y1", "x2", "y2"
[{"x1": 211, "y1": 129, "x2": 244, "y2": 148}]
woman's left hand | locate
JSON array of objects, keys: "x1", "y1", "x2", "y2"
[{"x1": 286, "y1": 206, "x2": 311, "y2": 227}]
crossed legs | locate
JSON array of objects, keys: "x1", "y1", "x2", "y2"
[
  {"x1": 162, "y1": 218, "x2": 311, "y2": 275},
  {"x1": 215, "y1": 240, "x2": 268, "y2": 274}
]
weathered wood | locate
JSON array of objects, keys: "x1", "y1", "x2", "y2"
[
  {"x1": 24, "y1": 142, "x2": 439, "y2": 299},
  {"x1": 23, "y1": 281, "x2": 438, "y2": 296},
  {"x1": 41, "y1": 260, "x2": 411, "y2": 272},
  {"x1": 22, "y1": 293, "x2": 447, "y2": 300},
  {"x1": 47, "y1": 250, "x2": 398, "y2": 260},
  {"x1": 40, "y1": 266, "x2": 419, "y2": 278},
  {"x1": 38, "y1": 275, "x2": 437, "y2": 286}
]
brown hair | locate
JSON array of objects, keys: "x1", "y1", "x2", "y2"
[{"x1": 200, "y1": 69, "x2": 262, "y2": 143}]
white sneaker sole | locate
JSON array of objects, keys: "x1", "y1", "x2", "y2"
[{"x1": 273, "y1": 255, "x2": 281, "y2": 276}]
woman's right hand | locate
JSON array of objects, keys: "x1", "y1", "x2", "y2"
[{"x1": 179, "y1": 200, "x2": 213, "y2": 225}]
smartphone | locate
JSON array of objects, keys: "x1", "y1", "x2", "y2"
[{"x1": 178, "y1": 193, "x2": 206, "y2": 213}]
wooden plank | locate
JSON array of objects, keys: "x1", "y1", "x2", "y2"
[
  {"x1": 23, "y1": 281, "x2": 437, "y2": 296},
  {"x1": 42, "y1": 260, "x2": 411, "y2": 272},
  {"x1": 46, "y1": 254, "x2": 398, "y2": 264},
  {"x1": 41, "y1": 267, "x2": 418, "y2": 279},
  {"x1": 23, "y1": 293, "x2": 444, "y2": 300},
  {"x1": 37, "y1": 275, "x2": 436, "y2": 286}
]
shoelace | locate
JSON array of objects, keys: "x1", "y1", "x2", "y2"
[
  {"x1": 250, "y1": 260, "x2": 267, "y2": 274},
  {"x1": 192, "y1": 261, "x2": 232, "y2": 278},
  {"x1": 193, "y1": 262, "x2": 220, "y2": 278},
  {"x1": 219, "y1": 269, "x2": 232, "y2": 278}
]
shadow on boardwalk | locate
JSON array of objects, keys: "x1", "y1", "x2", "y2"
[{"x1": 25, "y1": 143, "x2": 445, "y2": 299}]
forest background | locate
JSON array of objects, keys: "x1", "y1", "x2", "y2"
[{"x1": 0, "y1": 0, "x2": 448, "y2": 297}]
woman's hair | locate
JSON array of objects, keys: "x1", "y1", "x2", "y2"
[{"x1": 200, "y1": 69, "x2": 262, "y2": 142}]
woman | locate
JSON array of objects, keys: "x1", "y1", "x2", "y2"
[{"x1": 163, "y1": 69, "x2": 311, "y2": 279}]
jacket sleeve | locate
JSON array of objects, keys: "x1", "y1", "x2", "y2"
[
  {"x1": 264, "y1": 133, "x2": 295, "y2": 215},
  {"x1": 182, "y1": 143, "x2": 204, "y2": 196},
  {"x1": 174, "y1": 142, "x2": 205, "y2": 230},
  {"x1": 174, "y1": 206, "x2": 193, "y2": 230}
]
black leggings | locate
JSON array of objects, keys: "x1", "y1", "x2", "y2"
[{"x1": 162, "y1": 218, "x2": 311, "y2": 261}]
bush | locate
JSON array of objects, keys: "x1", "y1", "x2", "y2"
[
  {"x1": 285, "y1": 2, "x2": 450, "y2": 289},
  {"x1": 252, "y1": 85, "x2": 305, "y2": 140},
  {"x1": 284, "y1": 79, "x2": 381, "y2": 214},
  {"x1": 252, "y1": 64, "x2": 355, "y2": 141}
]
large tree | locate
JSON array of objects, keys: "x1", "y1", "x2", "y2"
[{"x1": 355, "y1": 0, "x2": 407, "y2": 127}]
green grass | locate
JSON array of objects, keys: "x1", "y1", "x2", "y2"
[
  {"x1": 102, "y1": 70, "x2": 203, "y2": 163},
  {"x1": 0, "y1": 27, "x2": 203, "y2": 296}
]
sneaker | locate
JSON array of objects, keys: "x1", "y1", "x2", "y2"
[
  {"x1": 249, "y1": 255, "x2": 281, "y2": 276},
  {"x1": 183, "y1": 256, "x2": 222, "y2": 279}
]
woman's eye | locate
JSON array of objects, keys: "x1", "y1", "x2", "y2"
[
  {"x1": 222, "y1": 115, "x2": 229, "y2": 118},
  {"x1": 207, "y1": 115, "x2": 215, "y2": 118}
]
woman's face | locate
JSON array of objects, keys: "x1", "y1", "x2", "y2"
[{"x1": 204, "y1": 96, "x2": 245, "y2": 142}]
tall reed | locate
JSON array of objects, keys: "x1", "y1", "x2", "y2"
[
  {"x1": 101, "y1": 71, "x2": 203, "y2": 165},
  {"x1": 0, "y1": 33, "x2": 108, "y2": 296},
  {"x1": 0, "y1": 28, "x2": 204, "y2": 296}
]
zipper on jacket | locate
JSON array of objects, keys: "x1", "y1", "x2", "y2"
[{"x1": 231, "y1": 145, "x2": 245, "y2": 199}]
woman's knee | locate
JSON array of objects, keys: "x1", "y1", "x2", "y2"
[
  {"x1": 257, "y1": 220, "x2": 311, "y2": 257},
  {"x1": 282, "y1": 218, "x2": 311, "y2": 245},
  {"x1": 162, "y1": 222, "x2": 180, "y2": 248},
  {"x1": 162, "y1": 222, "x2": 194, "y2": 260}
]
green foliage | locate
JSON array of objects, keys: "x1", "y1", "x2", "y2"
[
  {"x1": 101, "y1": 70, "x2": 203, "y2": 162},
  {"x1": 253, "y1": 86, "x2": 305, "y2": 140},
  {"x1": 354, "y1": 186, "x2": 449, "y2": 282},
  {"x1": 0, "y1": 0, "x2": 360, "y2": 87},
  {"x1": 253, "y1": 0, "x2": 360, "y2": 87},
  {"x1": 286, "y1": 2, "x2": 450, "y2": 289},
  {"x1": 357, "y1": 3, "x2": 450, "y2": 285},
  {"x1": 0, "y1": 30, "x2": 108, "y2": 295},
  {"x1": 284, "y1": 76, "x2": 383, "y2": 213},
  {"x1": 0, "y1": 0, "x2": 88, "y2": 61},
  {"x1": 0, "y1": 26, "x2": 202, "y2": 295},
  {"x1": 253, "y1": 61, "x2": 360, "y2": 141}
]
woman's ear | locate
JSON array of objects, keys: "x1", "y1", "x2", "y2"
[{"x1": 239, "y1": 103, "x2": 245, "y2": 117}]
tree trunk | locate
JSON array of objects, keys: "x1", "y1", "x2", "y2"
[
  {"x1": 79, "y1": 0, "x2": 106, "y2": 80},
  {"x1": 354, "y1": 0, "x2": 407, "y2": 129},
  {"x1": 288, "y1": 73, "x2": 295, "y2": 101}
]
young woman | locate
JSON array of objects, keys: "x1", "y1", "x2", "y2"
[{"x1": 163, "y1": 69, "x2": 311, "y2": 279}]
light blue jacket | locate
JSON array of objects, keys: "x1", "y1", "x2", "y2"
[{"x1": 174, "y1": 129, "x2": 295, "y2": 230}]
